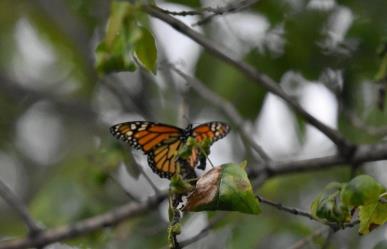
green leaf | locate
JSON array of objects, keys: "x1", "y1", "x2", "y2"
[
  {"x1": 218, "y1": 162, "x2": 260, "y2": 214},
  {"x1": 340, "y1": 175, "x2": 384, "y2": 207},
  {"x1": 95, "y1": 1, "x2": 138, "y2": 74},
  {"x1": 359, "y1": 201, "x2": 387, "y2": 235},
  {"x1": 96, "y1": 2, "x2": 136, "y2": 74},
  {"x1": 310, "y1": 182, "x2": 350, "y2": 223},
  {"x1": 134, "y1": 27, "x2": 158, "y2": 74},
  {"x1": 95, "y1": 1, "x2": 158, "y2": 75},
  {"x1": 169, "y1": 174, "x2": 194, "y2": 194},
  {"x1": 184, "y1": 162, "x2": 261, "y2": 215}
]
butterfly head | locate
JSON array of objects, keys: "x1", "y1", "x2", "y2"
[{"x1": 182, "y1": 124, "x2": 194, "y2": 140}]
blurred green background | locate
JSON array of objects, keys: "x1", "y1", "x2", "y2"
[{"x1": 1, "y1": 0, "x2": 387, "y2": 248}]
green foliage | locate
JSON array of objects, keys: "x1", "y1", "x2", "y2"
[
  {"x1": 177, "y1": 136, "x2": 211, "y2": 160},
  {"x1": 133, "y1": 27, "x2": 158, "y2": 73},
  {"x1": 311, "y1": 175, "x2": 387, "y2": 235},
  {"x1": 311, "y1": 182, "x2": 350, "y2": 223},
  {"x1": 95, "y1": 1, "x2": 157, "y2": 75},
  {"x1": 359, "y1": 201, "x2": 387, "y2": 235},
  {"x1": 341, "y1": 175, "x2": 384, "y2": 207},
  {"x1": 185, "y1": 162, "x2": 261, "y2": 215},
  {"x1": 218, "y1": 162, "x2": 261, "y2": 214}
]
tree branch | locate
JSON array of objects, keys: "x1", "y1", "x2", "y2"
[
  {"x1": 143, "y1": 4, "x2": 353, "y2": 154},
  {"x1": 249, "y1": 142, "x2": 387, "y2": 178},
  {"x1": 0, "y1": 194, "x2": 166, "y2": 249},
  {"x1": 192, "y1": 0, "x2": 261, "y2": 26},
  {"x1": 257, "y1": 195, "x2": 359, "y2": 230},
  {"x1": 256, "y1": 195, "x2": 318, "y2": 222},
  {"x1": 0, "y1": 179, "x2": 41, "y2": 236},
  {"x1": 158, "y1": 0, "x2": 260, "y2": 27}
]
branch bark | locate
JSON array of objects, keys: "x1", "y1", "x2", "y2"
[
  {"x1": 250, "y1": 142, "x2": 387, "y2": 178},
  {"x1": 0, "y1": 194, "x2": 166, "y2": 249},
  {"x1": 0, "y1": 179, "x2": 41, "y2": 236}
]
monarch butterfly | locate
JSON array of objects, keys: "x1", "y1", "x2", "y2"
[{"x1": 110, "y1": 121, "x2": 230, "y2": 179}]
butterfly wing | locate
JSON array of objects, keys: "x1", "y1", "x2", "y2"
[
  {"x1": 110, "y1": 121, "x2": 184, "y2": 178},
  {"x1": 110, "y1": 121, "x2": 230, "y2": 178},
  {"x1": 185, "y1": 122, "x2": 231, "y2": 169},
  {"x1": 192, "y1": 121, "x2": 230, "y2": 144}
]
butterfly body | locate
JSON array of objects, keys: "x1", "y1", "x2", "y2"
[{"x1": 110, "y1": 121, "x2": 230, "y2": 179}]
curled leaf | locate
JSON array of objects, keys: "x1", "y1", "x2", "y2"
[
  {"x1": 310, "y1": 182, "x2": 350, "y2": 223},
  {"x1": 184, "y1": 162, "x2": 260, "y2": 215},
  {"x1": 184, "y1": 166, "x2": 222, "y2": 211}
]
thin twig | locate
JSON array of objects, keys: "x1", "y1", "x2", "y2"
[
  {"x1": 143, "y1": 4, "x2": 353, "y2": 154},
  {"x1": 0, "y1": 194, "x2": 166, "y2": 249},
  {"x1": 192, "y1": 0, "x2": 260, "y2": 26},
  {"x1": 159, "y1": 0, "x2": 258, "y2": 18},
  {"x1": 257, "y1": 195, "x2": 359, "y2": 230},
  {"x1": 256, "y1": 195, "x2": 317, "y2": 222},
  {"x1": 0, "y1": 178, "x2": 41, "y2": 236},
  {"x1": 170, "y1": 65, "x2": 270, "y2": 162}
]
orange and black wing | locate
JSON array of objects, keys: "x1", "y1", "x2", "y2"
[
  {"x1": 147, "y1": 139, "x2": 184, "y2": 178},
  {"x1": 185, "y1": 122, "x2": 230, "y2": 169},
  {"x1": 192, "y1": 121, "x2": 230, "y2": 144},
  {"x1": 110, "y1": 121, "x2": 184, "y2": 178}
]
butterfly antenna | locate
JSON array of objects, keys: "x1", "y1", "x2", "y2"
[{"x1": 207, "y1": 157, "x2": 215, "y2": 168}]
